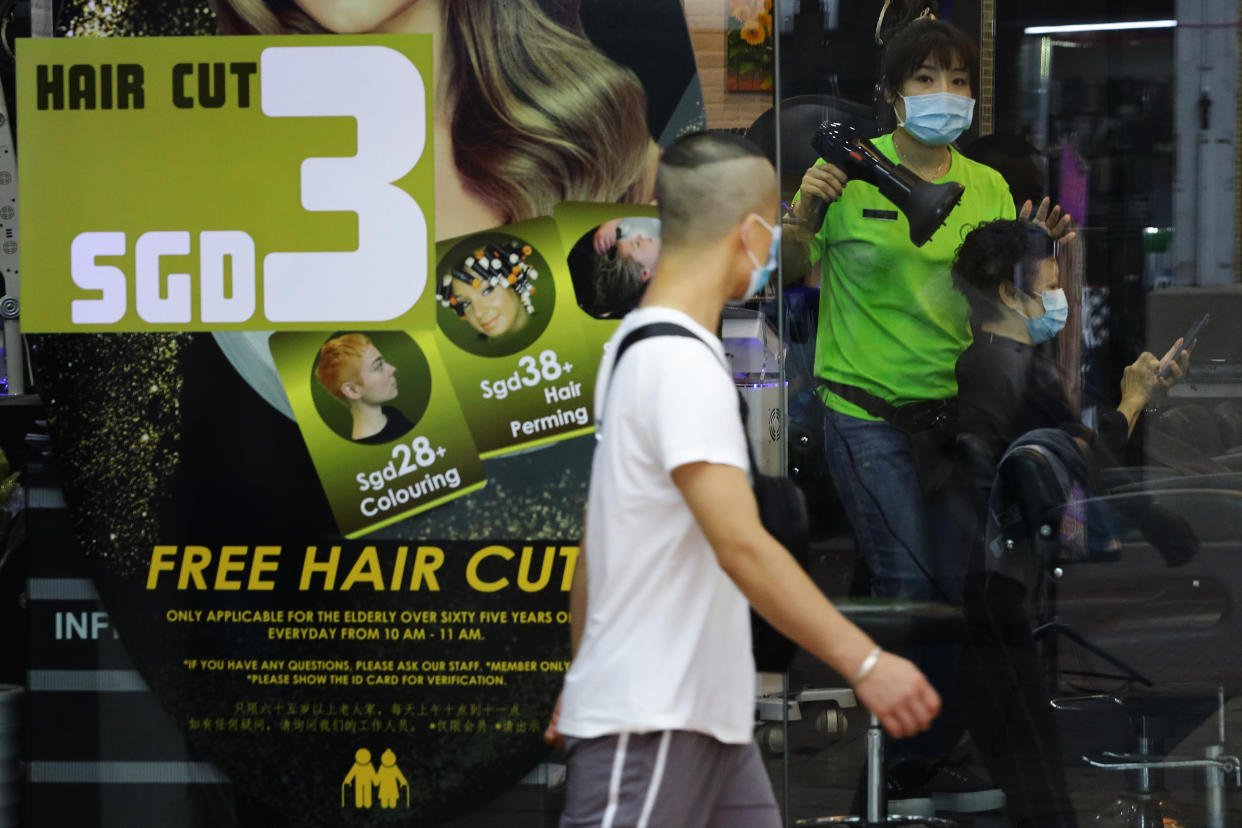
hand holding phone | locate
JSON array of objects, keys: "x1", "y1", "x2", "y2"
[{"x1": 1157, "y1": 312, "x2": 1208, "y2": 379}]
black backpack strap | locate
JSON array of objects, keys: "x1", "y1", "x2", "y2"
[
  {"x1": 611, "y1": 322, "x2": 713, "y2": 373},
  {"x1": 600, "y1": 320, "x2": 760, "y2": 475},
  {"x1": 600, "y1": 322, "x2": 716, "y2": 432}
]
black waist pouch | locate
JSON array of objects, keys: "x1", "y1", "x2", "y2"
[
  {"x1": 893, "y1": 397, "x2": 959, "y2": 496},
  {"x1": 821, "y1": 380, "x2": 959, "y2": 496}
]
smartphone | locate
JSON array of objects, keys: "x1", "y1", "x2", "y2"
[{"x1": 1158, "y1": 312, "x2": 1209, "y2": 378}]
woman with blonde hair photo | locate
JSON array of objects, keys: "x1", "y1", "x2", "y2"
[{"x1": 212, "y1": 0, "x2": 658, "y2": 239}]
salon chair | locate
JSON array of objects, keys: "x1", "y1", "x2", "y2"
[
  {"x1": 1152, "y1": 405, "x2": 1227, "y2": 458},
  {"x1": 1098, "y1": 466, "x2": 1178, "y2": 490},
  {"x1": 1108, "y1": 472, "x2": 1242, "y2": 495},
  {"x1": 773, "y1": 436, "x2": 1000, "y2": 825},
  {"x1": 989, "y1": 442, "x2": 1242, "y2": 827},
  {"x1": 793, "y1": 598, "x2": 964, "y2": 827},
  {"x1": 1131, "y1": 402, "x2": 1242, "y2": 479},
  {"x1": 1209, "y1": 452, "x2": 1242, "y2": 472},
  {"x1": 1212, "y1": 401, "x2": 1242, "y2": 450},
  {"x1": 743, "y1": 94, "x2": 877, "y2": 207}
]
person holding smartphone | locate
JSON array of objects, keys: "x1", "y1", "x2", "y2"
[
  {"x1": 949, "y1": 218, "x2": 1191, "y2": 828},
  {"x1": 953, "y1": 219, "x2": 1188, "y2": 466}
]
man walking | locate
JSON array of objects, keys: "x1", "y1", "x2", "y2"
[{"x1": 548, "y1": 132, "x2": 940, "y2": 827}]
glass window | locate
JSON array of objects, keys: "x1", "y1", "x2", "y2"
[{"x1": 773, "y1": 1, "x2": 1242, "y2": 825}]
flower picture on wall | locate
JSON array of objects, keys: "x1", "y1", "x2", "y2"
[{"x1": 727, "y1": 0, "x2": 774, "y2": 92}]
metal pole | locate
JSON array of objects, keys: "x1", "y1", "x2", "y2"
[
  {"x1": 1235, "y1": 0, "x2": 1241, "y2": 282},
  {"x1": 1207, "y1": 685, "x2": 1228, "y2": 828},
  {"x1": 773, "y1": 14, "x2": 788, "y2": 823},
  {"x1": 0, "y1": 0, "x2": 53, "y2": 395},
  {"x1": 0, "y1": 69, "x2": 22, "y2": 395},
  {"x1": 781, "y1": 671, "x2": 790, "y2": 828},
  {"x1": 866, "y1": 714, "x2": 884, "y2": 823},
  {"x1": 1205, "y1": 744, "x2": 1225, "y2": 828}
]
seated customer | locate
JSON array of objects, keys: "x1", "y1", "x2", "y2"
[
  {"x1": 952, "y1": 220, "x2": 1186, "y2": 466},
  {"x1": 951, "y1": 220, "x2": 1196, "y2": 828}
]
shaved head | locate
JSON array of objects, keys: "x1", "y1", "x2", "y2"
[{"x1": 655, "y1": 132, "x2": 777, "y2": 248}]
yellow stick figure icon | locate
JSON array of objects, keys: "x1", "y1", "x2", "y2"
[
  {"x1": 342, "y1": 748, "x2": 378, "y2": 808},
  {"x1": 375, "y1": 748, "x2": 410, "y2": 809}
]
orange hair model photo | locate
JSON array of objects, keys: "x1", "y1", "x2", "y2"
[{"x1": 314, "y1": 333, "x2": 415, "y2": 444}]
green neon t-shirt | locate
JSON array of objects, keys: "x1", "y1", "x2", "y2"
[{"x1": 805, "y1": 133, "x2": 1016, "y2": 420}]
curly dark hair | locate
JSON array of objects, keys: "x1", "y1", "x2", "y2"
[{"x1": 952, "y1": 220, "x2": 1052, "y2": 323}]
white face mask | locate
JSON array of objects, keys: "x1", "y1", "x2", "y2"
[{"x1": 898, "y1": 91, "x2": 975, "y2": 146}]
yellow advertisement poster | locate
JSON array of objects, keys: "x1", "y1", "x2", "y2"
[{"x1": 19, "y1": 35, "x2": 435, "y2": 332}]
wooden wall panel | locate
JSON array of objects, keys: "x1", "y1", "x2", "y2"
[{"x1": 684, "y1": 0, "x2": 774, "y2": 130}]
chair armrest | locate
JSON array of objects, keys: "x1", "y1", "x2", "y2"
[
  {"x1": 833, "y1": 598, "x2": 965, "y2": 649},
  {"x1": 1069, "y1": 489, "x2": 1242, "y2": 544},
  {"x1": 1100, "y1": 466, "x2": 1178, "y2": 489},
  {"x1": 1110, "y1": 472, "x2": 1242, "y2": 494},
  {"x1": 1211, "y1": 451, "x2": 1242, "y2": 470}
]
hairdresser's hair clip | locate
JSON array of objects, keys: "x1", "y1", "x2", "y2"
[{"x1": 875, "y1": 0, "x2": 937, "y2": 45}]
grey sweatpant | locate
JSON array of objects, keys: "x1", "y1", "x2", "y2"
[{"x1": 559, "y1": 730, "x2": 781, "y2": 828}]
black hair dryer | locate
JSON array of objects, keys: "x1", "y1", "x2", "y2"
[{"x1": 810, "y1": 121, "x2": 964, "y2": 247}]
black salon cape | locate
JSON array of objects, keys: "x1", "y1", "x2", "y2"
[{"x1": 955, "y1": 332, "x2": 1128, "y2": 466}]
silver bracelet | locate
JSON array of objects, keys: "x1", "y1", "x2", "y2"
[{"x1": 851, "y1": 646, "x2": 882, "y2": 684}]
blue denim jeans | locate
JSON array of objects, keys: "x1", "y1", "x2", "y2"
[
  {"x1": 822, "y1": 407, "x2": 969, "y2": 604},
  {"x1": 822, "y1": 407, "x2": 974, "y2": 760}
]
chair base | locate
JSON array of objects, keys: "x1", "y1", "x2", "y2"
[
  {"x1": 795, "y1": 817, "x2": 958, "y2": 827},
  {"x1": 1093, "y1": 794, "x2": 1184, "y2": 828},
  {"x1": 794, "y1": 709, "x2": 962, "y2": 828}
]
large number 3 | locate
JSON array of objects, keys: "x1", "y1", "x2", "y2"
[{"x1": 261, "y1": 46, "x2": 428, "y2": 322}]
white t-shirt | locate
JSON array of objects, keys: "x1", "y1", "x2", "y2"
[{"x1": 558, "y1": 306, "x2": 755, "y2": 745}]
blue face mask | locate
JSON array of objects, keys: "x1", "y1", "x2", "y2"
[
  {"x1": 1020, "y1": 288, "x2": 1069, "y2": 344},
  {"x1": 898, "y1": 92, "x2": 975, "y2": 146},
  {"x1": 744, "y1": 215, "x2": 781, "y2": 297}
]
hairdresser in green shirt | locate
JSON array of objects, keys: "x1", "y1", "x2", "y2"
[{"x1": 789, "y1": 17, "x2": 1072, "y2": 608}]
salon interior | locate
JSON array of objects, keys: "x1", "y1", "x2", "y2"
[{"x1": 728, "y1": 1, "x2": 1242, "y2": 826}]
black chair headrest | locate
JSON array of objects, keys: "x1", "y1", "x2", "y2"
[{"x1": 999, "y1": 447, "x2": 1068, "y2": 536}]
